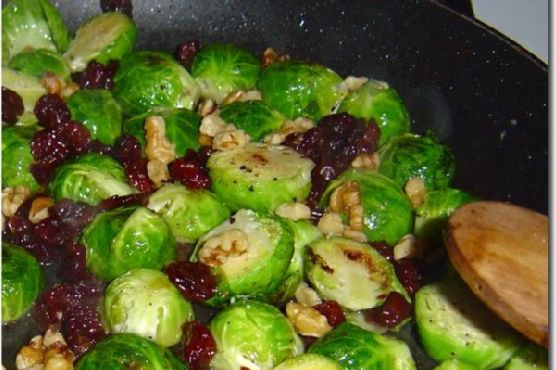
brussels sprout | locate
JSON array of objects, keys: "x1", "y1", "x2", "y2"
[
  {"x1": 123, "y1": 108, "x2": 200, "y2": 157},
  {"x1": 321, "y1": 168, "x2": 413, "y2": 245},
  {"x1": 191, "y1": 209, "x2": 294, "y2": 306},
  {"x1": 47, "y1": 153, "x2": 136, "y2": 206},
  {"x1": 210, "y1": 300, "x2": 303, "y2": 370},
  {"x1": 434, "y1": 360, "x2": 480, "y2": 370},
  {"x1": 257, "y1": 60, "x2": 348, "y2": 121},
  {"x1": 415, "y1": 277, "x2": 523, "y2": 368},
  {"x1": 337, "y1": 79, "x2": 410, "y2": 145},
  {"x1": 2, "y1": 0, "x2": 70, "y2": 64},
  {"x1": 102, "y1": 269, "x2": 194, "y2": 347},
  {"x1": 147, "y1": 183, "x2": 230, "y2": 243},
  {"x1": 219, "y1": 100, "x2": 286, "y2": 141},
  {"x1": 113, "y1": 51, "x2": 200, "y2": 116},
  {"x1": 67, "y1": 89, "x2": 122, "y2": 145},
  {"x1": 191, "y1": 43, "x2": 261, "y2": 103},
  {"x1": 2, "y1": 243, "x2": 45, "y2": 322},
  {"x1": 273, "y1": 354, "x2": 343, "y2": 370},
  {"x1": 308, "y1": 322, "x2": 416, "y2": 370},
  {"x1": 8, "y1": 49, "x2": 71, "y2": 80},
  {"x1": 378, "y1": 133, "x2": 455, "y2": 191},
  {"x1": 305, "y1": 236, "x2": 408, "y2": 310},
  {"x1": 208, "y1": 143, "x2": 314, "y2": 212},
  {"x1": 75, "y1": 333, "x2": 189, "y2": 370},
  {"x1": 81, "y1": 206, "x2": 176, "y2": 281},
  {"x1": 63, "y1": 12, "x2": 137, "y2": 72},
  {"x1": 2, "y1": 68, "x2": 47, "y2": 125},
  {"x1": 503, "y1": 343, "x2": 548, "y2": 370},
  {"x1": 2, "y1": 125, "x2": 40, "y2": 192}
]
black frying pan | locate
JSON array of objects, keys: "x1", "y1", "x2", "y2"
[{"x1": 2, "y1": 1, "x2": 548, "y2": 369}]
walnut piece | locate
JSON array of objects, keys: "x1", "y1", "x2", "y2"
[
  {"x1": 222, "y1": 89, "x2": 262, "y2": 105},
  {"x1": 2, "y1": 186, "x2": 31, "y2": 218},
  {"x1": 212, "y1": 128, "x2": 250, "y2": 151},
  {"x1": 40, "y1": 72, "x2": 63, "y2": 95},
  {"x1": 28, "y1": 197, "x2": 54, "y2": 224},
  {"x1": 263, "y1": 117, "x2": 315, "y2": 145},
  {"x1": 351, "y1": 153, "x2": 380, "y2": 170},
  {"x1": 295, "y1": 282, "x2": 323, "y2": 307},
  {"x1": 329, "y1": 181, "x2": 360, "y2": 213},
  {"x1": 147, "y1": 160, "x2": 171, "y2": 188},
  {"x1": 393, "y1": 234, "x2": 417, "y2": 261},
  {"x1": 199, "y1": 112, "x2": 234, "y2": 137},
  {"x1": 404, "y1": 177, "x2": 426, "y2": 208},
  {"x1": 317, "y1": 212, "x2": 345, "y2": 236},
  {"x1": 198, "y1": 229, "x2": 249, "y2": 267},
  {"x1": 344, "y1": 76, "x2": 369, "y2": 92},
  {"x1": 261, "y1": 47, "x2": 290, "y2": 67},
  {"x1": 342, "y1": 229, "x2": 368, "y2": 243},
  {"x1": 16, "y1": 330, "x2": 74, "y2": 370},
  {"x1": 286, "y1": 302, "x2": 331, "y2": 337},
  {"x1": 274, "y1": 202, "x2": 311, "y2": 220},
  {"x1": 144, "y1": 116, "x2": 176, "y2": 187},
  {"x1": 197, "y1": 99, "x2": 216, "y2": 117}
]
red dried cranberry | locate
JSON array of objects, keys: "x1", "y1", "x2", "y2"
[
  {"x1": 97, "y1": 193, "x2": 150, "y2": 212},
  {"x1": 165, "y1": 261, "x2": 216, "y2": 302},
  {"x1": 196, "y1": 146, "x2": 213, "y2": 166},
  {"x1": 394, "y1": 257, "x2": 427, "y2": 295},
  {"x1": 175, "y1": 39, "x2": 200, "y2": 68},
  {"x1": 100, "y1": 0, "x2": 132, "y2": 17},
  {"x1": 60, "y1": 121, "x2": 91, "y2": 154},
  {"x1": 62, "y1": 304, "x2": 106, "y2": 358},
  {"x1": 34, "y1": 218, "x2": 65, "y2": 247},
  {"x1": 87, "y1": 139, "x2": 112, "y2": 155},
  {"x1": 363, "y1": 292, "x2": 412, "y2": 329},
  {"x1": 34, "y1": 94, "x2": 71, "y2": 128},
  {"x1": 59, "y1": 244, "x2": 93, "y2": 283},
  {"x1": 31, "y1": 128, "x2": 70, "y2": 166},
  {"x1": 113, "y1": 134, "x2": 142, "y2": 165},
  {"x1": 370, "y1": 241, "x2": 394, "y2": 262},
  {"x1": 313, "y1": 300, "x2": 346, "y2": 327},
  {"x1": 170, "y1": 152, "x2": 211, "y2": 190},
  {"x1": 2, "y1": 87, "x2": 24, "y2": 124},
  {"x1": 182, "y1": 320, "x2": 216, "y2": 370},
  {"x1": 76, "y1": 60, "x2": 120, "y2": 90},
  {"x1": 124, "y1": 158, "x2": 156, "y2": 193}
]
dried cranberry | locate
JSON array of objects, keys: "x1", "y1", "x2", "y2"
[
  {"x1": 49, "y1": 200, "x2": 98, "y2": 239},
  {"x1": 165, "y1": 261, "x2": 216, "y2": 302},
  {"x1": 313, "y1": 300, "x2": 346, "y2": 327},
  {"x1": 170, "y1": 150, "x2": 211, "y2": 190},
  {"x1": 394, "y1": 257, "x2": 427, "y2": 295},
  {"x1": 33, "y1": 218, "x2": 65, "y2": 247},
  {"x1": 76, "y1": 60, "x2": 120, "y2": 90},
  {"x1": 370, "y1": 241, "x2": 394, "y2": 262},
  {"x1": 113, "y1": 134, "x2": 142, "y2": 165},
  {"x1": 2, "y1": 87, "x2": 24, "y2": 124},
  {"x1": 97, "y1": 193, "x2": 150, "y2": 212},
  {"x1": 124, "y1": 158, "x2": 156, "y2": 193},
  {"x1": 100, "y1": 0, "x2": 132, "y2": 17},
  {"x1": 363, "y1": 292, "x2": 412, "y2": 329},
  {"x1": 87, "y1": 139, "x2": 112, "y2": 155},
  {"x1": 182, "y1": 320, "x2": 216, "y2": 370},
  {"x1": 31, "y1": 128, "x2": 70, "y2": 166},
  {"x1": 59, "y1": 244, "x2": 93, "y2": 283},
  {"x1": 62, "y1": 305, "x2": 106, "y2": 358},
  {"x1": 34, "y1": 94, "x2": 71, "y2": 128},
  {"x1": 196, "y1": 146, "x2": 213, "y2": 166},
  {"x1": 175, "y1": 39, "x2": 200, "y2": 68}
]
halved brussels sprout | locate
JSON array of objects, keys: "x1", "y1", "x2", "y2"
[
  {"x1": 63, "y1": 12, "x2": 137, "y2": 72},
  {"x1": 273, "y1": 354, "x2": 343, "y2": 370},
  {"x1": 2, "y1": 68, "x2": 47, "y2": 125},
  {"x1": 321, "y1": 168, "x2": 413, "y2": 245},
  {"x1": 113, "y1": 51, "x2": 200, "y2": 116},
  {"x1": 102, "y1": 268, "x2": 194, "y2": 347},
  {"x1": 305, "y1": 236, "x2": 407, "y2": 310},
  {"x1": 210, "y1": 300, "x2": 303, "y2": 370},
  {"x1": 415, "y1": 277, "x2": 523, "y2": 368},
  {"x1": 47, "y1": 153, "x2": 136, "y2": 206},
  {"x1": 503, "y1": 343, "x2": 548, "y2": 370},
  {"x1": 81, "y1": 206, "x2": 176, "y2": 281},
  {"x1": 67, "y1": 89, "x2": 122, "y2": 145},
  {"x1": 2, "y1": 0, "x2": 70, "y2": 64},
  {"x1": 191, "y1": 43, "x2": 261, "y2": 103},
  {"x1": 257, "y1": 60, "x2": 347, "y2": 121},
  {"x1": 75, "y1": 333, "x2": 188, "y2": 370},
  {"x1": 2, "y1": 125, "x2": 40, "y2": 192},
  {"x1": 2, "y1": 243, "x2": 45, "y2": 322},
  {"x1": 147, "y1": 183, "x2": 230, "y2": 243},
  {"x1": 434, "y1": 360, "x2": 480, "y2": 370},
  {"x1": 308, "y1": 322, "x2": 416, "y2": 370},
  {"x1": 208, "y1": 143, "x2": 314, "y2": 212},
  {"x1": 8, "y1": 49, "x2": 71, "y2": 80},
  {"x1": 337, "y1": 79, "x2": 410, "y2": 146},
  {"x1": 219, "y1": 100, "x2": 286, "y2": 141},
  {"x1": 378, "y1": 133, "x2": 455, "y2": 191},
  {"x1": 123, "y1": 108, "x2": 200, "y2": 157},
  {"x1": 191, "y1": 209, "x2": 294, "y2": 307}
]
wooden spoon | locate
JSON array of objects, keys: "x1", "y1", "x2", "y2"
[{"x1": 445, "y1": 201, "x2": 548, "y2": 347}]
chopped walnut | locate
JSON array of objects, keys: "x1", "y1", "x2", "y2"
[
  {"x1": 199, "y1": 112, "x2": 235, "y2": 137},
  {"x1": 28, "y1": 197, "x2": 54, "y2": 224},
  {"x1": 351, "y1": 153, "x2": 380, "y2": 170},
  {"x1": 147, "y1": 160, "x2": 171, "y2": 187},
  {"x1": 222, "y1": 90, "x2": 262, "y2": 105},
  {"x1": 261, "y1": 47, "x2": 290, "y2": 67},
  {"x1": 198, "y1": 229, "x2": 249, "y2": 267},
  {"x1": 2, "y1": 186, "x2": 31, "y2": 218},
  {"x1": 16, "y1": 330, "x2": 74, "y2": 370},
  {"x1": 329, "y1": 181, "x2": 360, "y2": 213},
  {"x1": 197, "y1": 99, "x2": 217, "y2": 117},
  {"x1": 40, "y1": 72, "x2": 63, "y2": 95},
  {"x1": 344, "y1": 76, "x2": 369, "y2": 92},
  {"x1": 286, "y1": 302, "x2": 331, "y2": 337},
  {"x1": 393, "y1": 234, "x2": 417, "y2": 261},
  {"x1": 212, "y1": 128, "x2": 250, "y2": 151},
  {"x1": 404, "y1": 177, "x2": 426, "y2": 208},
  {"x1": 144, "y1": 116, "x2": 176, "y2": 187},
  {"x1": 274, "y1": 202, "x2": 311, "y2": 220},
  {"x1": 295, "y1": 282, "x2": 323, "y2": 307},
  {"x1": 342, "y1": 229, "x2": 368, "y2": 243},
  {"x1": 348, "y1": 204, "x2": 364, "y2": 231},
  {"x1": 317, "y1": 212, "x2": 345, "y2": 236},
  {"x1": 263, "y1": 117, "x2": 314, "y2": 144}
]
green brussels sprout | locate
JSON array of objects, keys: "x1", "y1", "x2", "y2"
[
  {"x1": 219, "y1": 100, "x2": 286, "y2": 141},
  {"x1": 208, "y1": 143, "x2": 314, "y2": 212},
  {"x1": 434, "y1": 360, "x2": 480, "y2": 370},
  {"x1": 378, "y1": 133, "x2": 456, "y2": 191},
  {"x1": 113, "y1": 51, "x2": 200, "y2": 116},
  {"x1": 8, "y1": 49, "x2": 71, "y2": 80},
  {"x1": 67, "y1": 89, "x2": 123, "y2": 145},
  {"x1": 47, "y1": 153, "x2": 136, "y2": 206},
  {"x1": 415, "y1": 277, "x2": 523, "y2": 368},
  {"x1": 503, "y1": 343, "x2": 548, "y2": 370},
  {"x1": 308, "y1": 322, "x2": 416, "y2": 370},
  {"x1": 63, "y1": 12, "x2": 137, "y2": 72},
  {"x1": 81, "y1": 206, "x2": 176, "y2": 281},
  {"x1": 273, "y1": 354, "x2": 343, "y2": 370},
  {"x1": 257, "y1": 60, "x2": 348, "y2": 121},
  {"x1": 102, "y1": 269, "x2": 194, "y2": 347},
  {"x1": 147, "y1": 183, "x2": 230, "y2": 243},
  {"x1": 2, "y1": 68, "x2": 47, "y2": 125},
  {"x1": 210, "y1": 300, "x2": 303, "y2": 370},
  {"x1": 305, "y1": 236, "x2": 408, "y2": 310},
  {"x1": 2, "y1": 243, "x2": 45, "y2": 322},
  {"x1": 2, "y1": 0, "x2": 70, "y2": 64},
  {"x1": 2, "y1": 125, "x2": 40, "y2": 192},
  {"x1": 191, "y1": 43, "x2": 261, "y2": 103},
  {"x1": 191, "y1": 209, "x2": 294, "y2": 307},
  {"x1": 321, "y1": 168, "x2": 413, "y2": 245},
  {"x1": 123, "y1": 108, "x2": 201, "y2": 157},
  {"x1": 75, "y1": 333, "x2": 189, "y2": 370},
  {"x1": 337, "y1": 79, "x2": 410, "y2": 145}
]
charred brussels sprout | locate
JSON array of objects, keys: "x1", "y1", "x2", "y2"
[
  {"x1": 2, "y1": 243, "x2": 45, "y2": 322},
  {"x1": 102, "y1": 269, "x2": 194, "y2": 347},
  {"x1": 434, "y1": 360, "x2": 480, "y2": 370},
  {"x1": 67, "y1": 89, "x2": 122, "y2": 145},
  {"x1": 63, "y1": 12, "x2": 137, "y2": 72},
  {"x1": 2, "y1": 125, "x2": 40, "y2": 192},
  {"x1": 273, "y1": 354, "x2": 343, "y2": 370},
  {"x1": 147, "y1": 183, "x2": 230, "y2": 243},
  {"x1": 219, "y1": 100, "x2": 285, "y2": 141},
  {"x1": 8, "y1": 49, "x2": 71, "y2": 80},
  {"x1": 81, "y1": 206, "x2": 176, "y2": 281},
  {"x1": 191, "y1": 209, "x2": 294, "y2": 306},
  {"x1": 338, "y1": 79, "x2": 410, "y2": 145},
  {"x1": 75, "y1": 333, "x2": 189, "y2": 370},
  {"x1": 503, "y1": 343, "x2": 548, "y2": 370},
  {"x1": 113, "y1": 51, "x2": 200, "y2": 116},
  {"x1": 210, "y1": 300, "x2": 303, "y2": 370},
  {"x1": 415, "y1": 277, "x2": 523, "y2": 368},
  {"x1": 378, "y1": 133, "x2": 455, "y2": 191},
  {"x1": 191, "y1": 43, "x2": 261, "y2": 103},
  {"x1": 2, "y1": 68, "x2": 47, "y2": 125},
  {"x1": 308, "y1": 322, "x2": 416, "y2": 370},
  {"x1": 47, "y1": 153, "x2": 136, "y2": 206},
  {"x1": 208, "y1": 143, "x2": 314, "y2": 212},
  {"x1": 257, "y1": 60, "x2": 347, "y2": 121}
]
